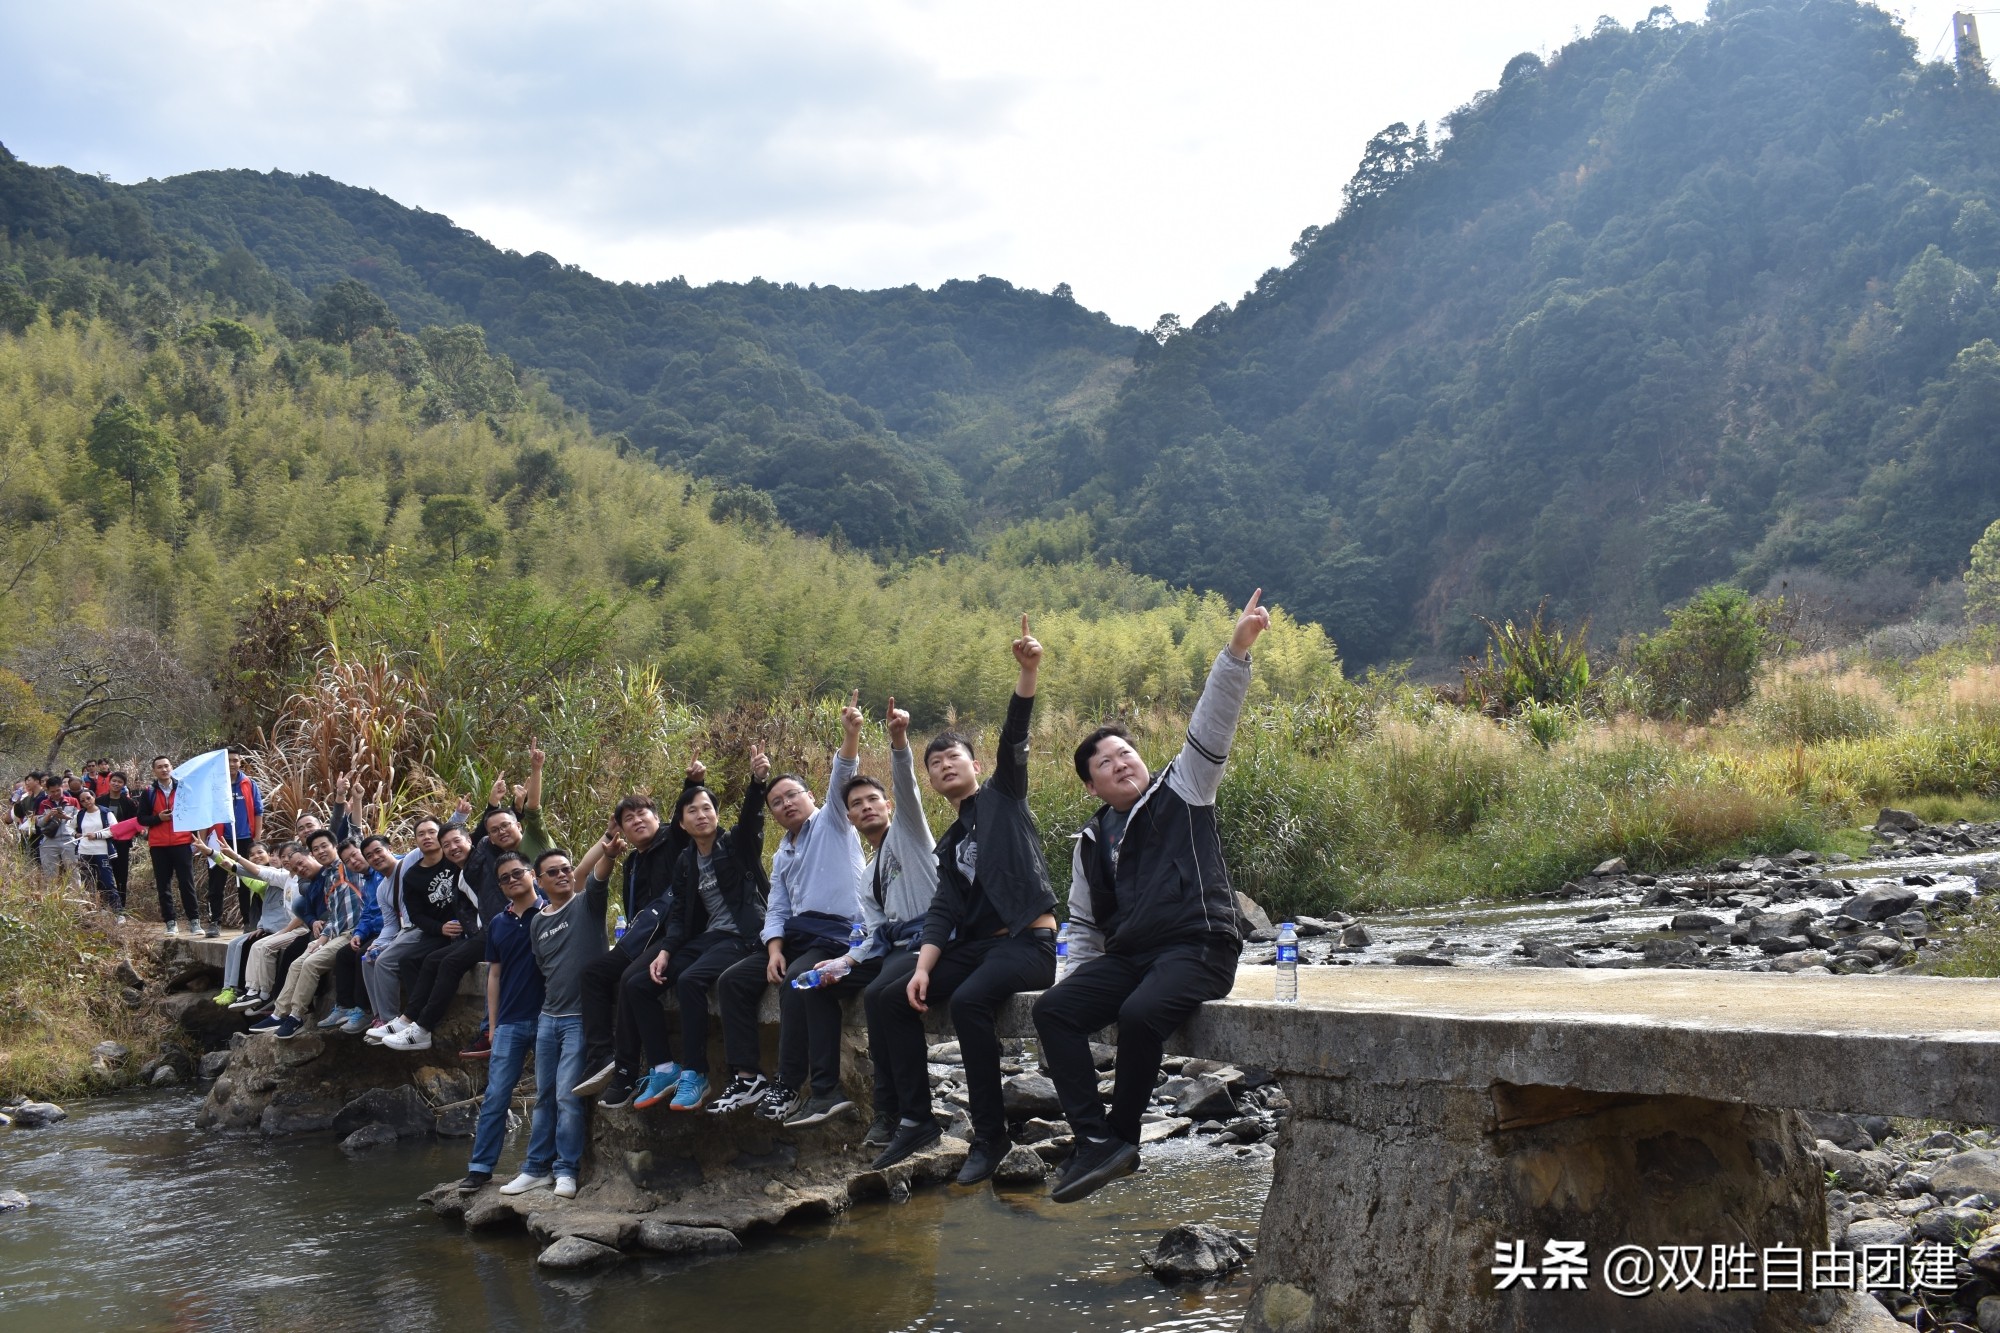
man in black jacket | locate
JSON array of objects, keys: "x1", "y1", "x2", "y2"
[
  {"x1": 1034, "y1": 589, "x2": 1269, "y2": 1204},
  {"x1": 625, "y1": 763, "x2": 769, "y2": 1112},
  {"x1": 874, "y1": 617, "x2": 1057, "y2": 1186},
  {"x1": 569, "y1": 763, "x2": 706, "y2": 1107}
]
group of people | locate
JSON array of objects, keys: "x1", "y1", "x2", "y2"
[
  {"x1": 14, "y1": 590, "x2": 1270, "y2": 1208},
  {"x1": 10, "y1": 755, "x2": 266, "y2": 933}
]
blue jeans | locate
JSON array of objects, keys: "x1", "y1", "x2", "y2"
[
  {"x1": 467, "y1": 1020, "x2": 537, "y2": 1176},
  {"x1": 523, "y1": 1012, "x2": 587, "y2": 1180}
]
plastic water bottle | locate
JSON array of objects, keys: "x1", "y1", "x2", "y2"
[
  {"x1": 613, "y1": 912, "x2": 627, "y2": 942},
  {"x1": 793, "y1": 956, "x2": 854, "y2": 989},
  {"x1": 1055, "y1": 923, "x2": 1071, "y2": 980},
  {"x1": 1275, "y1": 922, "x2": 1299, "y2": 1003},
  {"x1": 849, "y1": 921, "x2": 868, "y2": 951}
]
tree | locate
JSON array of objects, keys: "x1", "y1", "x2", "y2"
[
  {"x1": 308, "y1": 278, "x2": 397, "y2": 344},
  {"x1": 1341, "y1": 122, "x2": 1432, "y2": 213},
  {"x1": 419, "y1": 494, "x2": 500, "y2": 561},
  {"x1": 85, "y1": 397, "x2": 176, "y2": 518},
  {"x1": 1966, "y1": 517, "x2": 2000, "y2": 625},
  {"x1": 1629, "y1": 585, "x2": 1772, "y2": 721},
  {"x1": 12, "y1": 627, "x2": 205, "y2": 768}
]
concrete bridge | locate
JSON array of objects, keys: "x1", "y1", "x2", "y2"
[{"x1": 179, "y1": 931, "x2": 1986, "y2": 1331}]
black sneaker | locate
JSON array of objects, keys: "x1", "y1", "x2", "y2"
[
  {"x1": 862, "y1": 1113, "x2": 896, "y2": 1148},
  {"x1": 597, "y1": 1078, "x2": 637, "y2": 1110},
  {"x1": 754, "y1": 1082, "x2": 802, "y2": 1123},
  {"x1": 1049, "y1": 1136, "x2": 1139, "y2": 1204},
  {"x1": 708, "y1": 1072, "x2": 769, "y2": 1114},
  {"x1": 457, "y1": 1172, "x2": 491, "y2": 1192},
  {"x1": 783, "y1": 1090, "x2": 855, "y2": 1128},
  {"x1": 869, "y1": 1118, "x2": 942, "y2": 1171},
  {"x1": 955, "y1": 1136, "x2": 1011, "y2": 1186}
]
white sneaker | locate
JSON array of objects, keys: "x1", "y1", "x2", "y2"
[
  {"x1": 164, "y1": 921, "x2": 181, "y2": 937},
  {"x1": 553, "y1": 1176, "x2": 577, "y2": 1199},
  {"x1": 498, "y1": 1171, "x2": 553, "y2": 1196},
  {"x1": 386, "y1": 1016, "x2": 412, "y2": 1034},
  {"x1": 385, "y1": 1026, "x2": 432, "y2": 1051}
]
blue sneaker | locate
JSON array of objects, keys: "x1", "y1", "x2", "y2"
[
  {"x1": 340, "y1": 1008, "x2": 369, "y2": 1034},
  {"x1": 248, "y1": 1014, "x2": 281, "y2": 1032},
  {"x1": 669, "y1": 1069, "x2": 709, "y2": 1112},
  {"x1": 633, "y1": 1065, "x2": 681, "y2": 1110}
]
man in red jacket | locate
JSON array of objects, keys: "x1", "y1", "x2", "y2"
[{"x1": 136, "y1": 755, "x2": 206, "y2": 937}]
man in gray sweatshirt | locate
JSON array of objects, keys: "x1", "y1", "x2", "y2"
[{"x1": 711, "y1": 703, "x2": 866, "y2": 1122}]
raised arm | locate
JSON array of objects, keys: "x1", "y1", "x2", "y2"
[
  {"x1": 821, "y1": 692, "x2": 863, "y2": 829},
  {"x1": 886, "y1": 698, "x2": 935, "y2": 855},
  {"x1": 994, "y1": 616, "x2": 1043, "y2": 801},
  {"x1": 1167, "y1": 588, "x2": 1268, "y2": 808}
]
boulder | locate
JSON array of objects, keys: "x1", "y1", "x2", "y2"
[
  {"x1": 1842, "y1": 1217, "x2": 1912, "y2": 1252},
  {"x1": 1971, "y1": 1228, "x2": 2000, "y2": 1279},
  {"x1": 1804, "y1": 1112, "x2": 1877, "y2": 1152},
  {"x1": 1592, "y1": 858, "x2": 1629, "y2": 877},
  {"x1": 332, "y1": 1085, "x2": 435, "y2": 1140},
  {"x1": 993, "y1": 1144, "x2": 1051, "y2": 1186},
  {"x1": 198, "y1": 1050, "x2": 232, "y2": 1080},
  {"x1": 634, "y1": 1219, "x2": 740, "y2": 1256},
  {"x1": 1001, "y1": 1074, "x2": 1063, "y2": 1119},
  {"x1": 1819, "y1": 1143, "x2": 1891, "y2": 1194},
  {"x1": 412, "y1": 1066, "x2": 474, "y2": 1106},
  {"x1": 435, "y1": 1101, "x2": 478, "y2": 1137},
  {"x1": 1930, "y1": 1150, "x2": 2000, "y2": 1202},
  {"x1": 8, "y1": 1101, "x2": 66, "y2": 1128},
  {"x1": 1876, "y1": 808, "x2": 1922, "y2": 833},
  {"x1": 339, "y1": 1124, "x2": 399, "y2": 1155},
  {"x1": 90, "y1": 1041, "x2": 130, "y2": 1067},
  {"x1": 1338, "y1": 924, "x2": 1371, "y2": 947},
  {"x1": 1841, "y1": 886, "x2": 1920, "y2": 923},
  {"x1": 1139, "y1": 1116, "x2": 1193, "y2": 1144},
  {"x1": 536, "y1": 1236, "x2": 622, "y2": 1271},
  {"x1": 1145, "y1": 1222, "x2": 1253, "y2": 1282},
  {"x1": 1017, "y1": 1117, "x2": 1068, "y2": 1144},
  {"x1": 150, "y1": 1065, "x2": 182, "y2": 1088},
  {"x1": 0, "y1": 1189, "x2": 29, "y2": 1212},
  {"x1": 1174, "y1": 1076, "x2": 1237, "y2": 1122},
  {"x1": 1235, "y1": 893, "x2": 1275, "y2": 935},
  {"x1": 1669, "y1": 913, "x2": 1726, "y2": 933}
]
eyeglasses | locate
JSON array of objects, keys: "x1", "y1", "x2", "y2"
[{"x1": 542, "y1": 865, "x2": 574, "y2": 878}]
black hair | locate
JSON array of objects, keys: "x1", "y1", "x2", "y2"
[
  {"x1": 277, "y1": 840, "x2": 305, "y2": 856},
  {"x1": 841, "y1": 774, "x2": 887, "y2": 806},
  {"x1": 153, "y1": 755, "x2": 170, "y2": 765},
  {"x1": 482, "y1": 806, "x2": 518, "y2": 837},
  {"x1": 764, "y1": 773, "x2": 811, "y2": 802},
  {"x1": 306, "y1": 827, "x2": 338, "y2": 849},
  {"x1": 676, "y1": 785, "x2": 718, "y2": 823},
  {"x1": 111, "y1": 771, "x2": 127, "y2": 783},
  {"x1": 923, "y1": 731, "x2": 977, "y2": 766},
  {"x1": 336, "y1": 837, "x2": 360, "y2": 853},
  {"x1": 533, "y1": 847, "x2": 572, "y2": 873},
  {"x1": 1073, "y1": 725, "x2": 1132, "y2": 783},
  {"x1": 412, "y1": 813, "x2": 442, "y2": 834},
  {"x1": 493, "y1": 849, "x2": 529, "y2": 875},
  {"x1": 360, "y1": 834, "x2": 391, "y2": 854},
  {"x1": 613, "y1": 794, "x2": 658, "y2": 824}
]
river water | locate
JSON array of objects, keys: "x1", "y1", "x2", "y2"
[{"x1": 0, "y1": 1092, "x2": 1269, "y2": 1332}]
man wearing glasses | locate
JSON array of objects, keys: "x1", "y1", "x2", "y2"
[
  {"x1": 495, "y1": 845, "x2": 603, "y2": 1198},
  {"x1": 461, "y1": 849, "x2": 546, "y2": 1194}
]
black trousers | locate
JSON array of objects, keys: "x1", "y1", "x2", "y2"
[
  {"x1": 1032, "y1": 935, "x2": 1238, "y2": 1144},
  {"x1": 333, "y1": 941, "x2": 364, "y2": 1008},
  {"x1": 625, "y1": 932, "x2": 755, "y2": 1073},
  {"x1": 715, "y1": 929, "x2": 837, "y2": 1085},
  {"x1": 394, "y1": 932, "x2": 452, "y2": 1001},
  {"x1": 789, "y1": 954, "x2": 883, "y2": 1096},
  {"x1": 407, "y1": 930, "x2": 484, "y2": 1028},
  {"x1": 110, "y1": 838, "x2": 133, "y2": 899},
  {"x1": 149, "y1": 843, "x2": 198, "y2": 923},
  {"x1": 581, "y1": 945, "x2": 645, "y2": 1077},
  {"x1": 865, "y1": 951, "x2": 924, "y2": 1121},
  {"x1": 208, "y1": 836, "x2": 253, "y2": 926},
  {"x1": 868, "y1": 930, "x2": 1055, "y2": 1146}
]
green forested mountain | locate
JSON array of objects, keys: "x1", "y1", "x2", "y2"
[
  {"x1": 0, "y1": 148, "x2": 1133, "y2": 555},
  {"x1": 6, "y1": 0, "x2": 1999, "y2": 666},
  {"x1": 1076, "y1": 0, "x2": 2000, "y2": 659}
]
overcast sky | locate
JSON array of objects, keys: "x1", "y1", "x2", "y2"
[{"x1": 0, "y1": 1, "x2": 1956, "y2": 328}]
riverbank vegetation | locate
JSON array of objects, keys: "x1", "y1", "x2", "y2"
[{"x1": 0, "y1": 863, "x2": 166, "y2": 1100}]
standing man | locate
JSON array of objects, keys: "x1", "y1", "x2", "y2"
[
  {"x1": 460, "y1": 849, "x2": 546, "y2": 1193},
  {"x1": 711, "y1": 709, "x2": 865, "y2": 1122},
  {"x1": 873, "y1": 618, "x2": 1056, "y2": 1186},
  {"x1": 1034, "y1": 590, "x2": 1268, "y2": 1204},
  {"x1": 498, "y1": 846, "x2": 599, "y2": 1200},
  {"x1": 137, "y1": 755, "x2": 206, "y2": 936}
]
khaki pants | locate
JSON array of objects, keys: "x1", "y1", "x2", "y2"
[
  {"x1": 276, "y1": 933, "x2": 351, "y2": 1018},
  {"x1": 247, "y1": 926, "x2": 307, "y2": 995}
]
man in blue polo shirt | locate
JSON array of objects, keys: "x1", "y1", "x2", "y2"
[{"x1": 458, "y1": 850, "x2": 544, "y2": 1192}]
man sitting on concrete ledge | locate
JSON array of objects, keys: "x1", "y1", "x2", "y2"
[{"x1": 1034, "y1": 588, "x2": 1267, "y2": 1204}]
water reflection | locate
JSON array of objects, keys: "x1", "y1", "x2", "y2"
[{"x1": 0, "y1": 1095, "x2": 1268, "y2": 1333}]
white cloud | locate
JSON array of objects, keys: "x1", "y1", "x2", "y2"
[{"x1": 0, "y1": 1, "x2": 1948, "y2": 326}]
